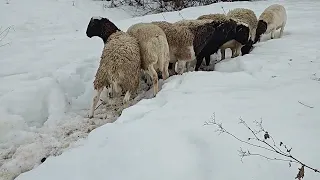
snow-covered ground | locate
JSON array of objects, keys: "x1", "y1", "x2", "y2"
[{"x1": 1, "y1": 0, "x2": 320, "y2": 179}]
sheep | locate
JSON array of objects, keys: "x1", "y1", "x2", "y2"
[
  {"x1": 176, "y1": 19, "x2": 251, "y2": 71},
  {"x1": 219, "y1": 8, "x2": 258, "y2": 59},
  {"x1": 174, "y1": 18, "x2": 250, "y2": 71},
  {"x1": 151, "y1": 21, "x2": 195, "y2": 75},
  {"x1": 254, "y1": 4, "x2": 287, "y2": 43},
  {"x1": 126, "y1": 22, "x2": 170, "y2": 97},
  {"x1": 86, "y1": 17, "x2": 141, "y2": 118}
]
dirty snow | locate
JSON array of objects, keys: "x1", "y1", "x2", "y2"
[{"x1": 1, "y1": 0, "x2": 320, "y2": 180}]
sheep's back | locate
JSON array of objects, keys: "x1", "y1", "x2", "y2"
[
  {"x1": 127, "y1": 22, "x2": 169, "y2": 70},
  {"x1": 152, "y1": 21, "x2": 193, "y2": 48},
  {"x1": 95, "y1": 31, "x2": 141, "y2": 92},
  {"x1": 259, "y1": 4, "x2": 286, "y2": 26},
  {"x1": 174, "y1": 19, "x2": 213, "y2": 29},
  {"x1": 127, "y1": 23, "x2": 166, "y2": 43},
  {"x1": 197, "y1": 13, "x2": 229, "y2": 22}
]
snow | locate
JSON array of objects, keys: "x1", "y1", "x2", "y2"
[
  {"x1": 91, "y1": 16, "x2": 102, "y2": 20},
  {"x1": 1, "y1": 0, "x2": 320, "y2": 180}
]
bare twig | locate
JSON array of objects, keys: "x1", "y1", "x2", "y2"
[
  {"x1": 160, "y1": 13, "x2": 167, "y2": 21},
  {"x1": 221, "y1": 6, "x2": 226, "y2": 14},
  {"x1": 298, "y1": 101, "x2": 314, "y2": 108},
  {"x1": 94, "y1": 99, "x2": 106, "y2": 110},
  {"x1": 204, "y1": 114, "x2": 275, "y2": 153},
  {"x1": 205, "y1": 113, "x2": 320, "y2": 176},
  {"x1": 177, "y1": 11, "x2": 185, "y2": 20},
  {"x1": 0, "y1": 25, "x2": 13, "y2": 47}
]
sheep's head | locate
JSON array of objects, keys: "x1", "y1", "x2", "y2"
[
  {"x1": 234, "y1": 22, "x2": 250, "y2": 45},
  {"x1": 241, "y1": 39, "x2": 254, "y2": 55},
  {"x1": 86, "y1": 16, "x2": 120, "y2": 43},
  {"x1": 254, "y1": 20, "x2": 267, "y2": 43}
]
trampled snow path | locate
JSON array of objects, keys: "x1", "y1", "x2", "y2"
[{"x1": 2, "y1": 0, "x2": 320, "y2": 179}]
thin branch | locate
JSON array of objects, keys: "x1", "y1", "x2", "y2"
[
  {"x1": 0, "y1": 26, "x2": 13, "y2": 41},
  {"x1": 249, "y1": 153, "x2": 296, "y2": 162},
  {"x1": 160, "y1": 13, "x2": 167, "y2": 21},
  {"x1": 177, "y1": 10, "x2": 185, "y2": 20},
  {"x1": 298, "y1": 101, "x2": 314, "y2": 108},
  {"x1": 94, "y1": 99, "x2": 106, "y2": 110},
  {"x1": 204, "y1": 114, "x2": 275, "y2": 153},
  {"x1": 205, "y1": 113, "x2": 320, "y2": 174},
  {"x1": 0, "y1": 26, "x2": 13, "y2": 47}
]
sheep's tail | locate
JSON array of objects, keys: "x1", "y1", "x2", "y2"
[{"x1": 155, "y1": 35, "x2": 170, "y2": 71}]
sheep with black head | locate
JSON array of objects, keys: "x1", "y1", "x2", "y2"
[{"x1": 86, "y1": 17, "x2": 141, "y2": 118}]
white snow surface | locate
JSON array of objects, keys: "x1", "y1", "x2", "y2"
[{"x1": 1, "y1": 0, "x2": 320, "y2": 179}]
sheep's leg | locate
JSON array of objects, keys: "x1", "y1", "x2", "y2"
[
  {"x1": 231, "y1": 48, "x2": 236, "y2": 58},
  {"x1": 194, "y1": 56, "x2": 204, "y2": 71},
  {"x1": 279, "y1": 24, "x2": 285, "y2": 38},
  {"x1": 220, "y1": 48, "x2": 226, "y2": 60},
  {"x1": 185, "y1": 61, "x2": 192, "y2": 72},
  {"x1": 122, "y1": 91, "x2": 131, "y2": 109},
  {"x1": 234, "y1": 44, "x2": 242, "y2": 57},
  {"x1": 141, "y1": 70, "x2": 148, "y2": 84},
  {"x1": 89, "y1": 88, "x2": 103, "y2": 118},
  {"x1": 148, "y1": 65, "x2": 159, "y2": 97},
  {"x1": 169, "y1": 62, "x2": 177, "y2": 76},
  {"x1": 270, "y1": 28, "x2": 276, "y2": 39},
  {"x1": 112, "y1": 81, "x2": 121, "y2": 97},
  {"x1": 111, "y1": 90, "x2": 131, "y2": 118},
  {"x1": 176, "y1": 61, "x2": 187, "y2": 75},
  {"x1": 162, "y1": 60, "x2": 170, "y2": 80},
  {"x1": 143, "y1": 70, "x2": 153, "y2": 87},
  {"x1": 205, "y1": 55, "x2": 211, "y2": 66}
]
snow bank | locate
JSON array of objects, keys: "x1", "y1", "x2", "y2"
[
  {"x1": 14, "y1": 68, "x2": 320, "y2": 180},
  {"x1": 2, "y1": 0, "x2": 320, "y2": 179},
  {"x1": 0, "y1": 0, "x2": 139, "y2": 178}
]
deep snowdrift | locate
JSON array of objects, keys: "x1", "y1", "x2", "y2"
[{"x1": 1, "y1": 0, "x2": 320, "y2": 179}]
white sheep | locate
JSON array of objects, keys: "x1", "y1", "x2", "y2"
[
  {"x1": 152, "y1": 21, "x2": 195, "y2": 74},
  {"x1": 127, "y1": 22, "x2": 170, "y2": 97},
  {"x1": 255, "y1": 4, "x2": 287, "y2": 43},
  {"x1": 86, "y1": 17, "x2": 141, "y2": 118}
]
